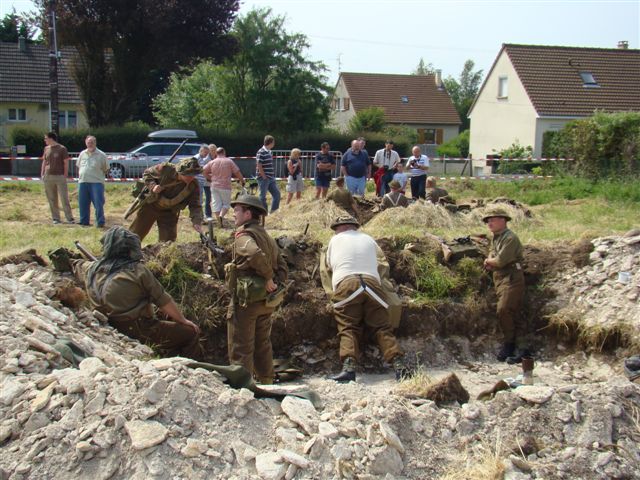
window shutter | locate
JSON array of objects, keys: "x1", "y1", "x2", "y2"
[
  {"x1": 344, "y1": 98, "x2": 350, "y2": 110},
  {"x1": 436, "y1": 128, "x2": 443, "y2": 145}
]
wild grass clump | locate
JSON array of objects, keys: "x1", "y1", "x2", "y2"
[
  {"x1": 413, "y1": 254, "x2": 460, "y2": 303},
  {"x1": 265, "y1": 197, "x2": 346, "y2": 243},
  {"x1": 442, "y1": 434, "x2": 506, "y2": 480},
  {"x1": 454, "y1": 257, "x2": 485, "y2": 296},
  {"x1": 394, "y1": 367, "x2": 434, "y2": 398},
  {"x1": 363, "y1": 201, "x2": 454, "y2": 234},
  {"x1": 2, "y1": 206, "x2": 29, "y2": 221}
]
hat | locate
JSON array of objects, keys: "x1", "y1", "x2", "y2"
[
  {"x1": 230, "y1": 194, "x2": 268, "y2": 216},
  {"x1": 176, "y1": 157, "x2": 202, "y2": 176},
  {"x1": 482, "y1": 207, "x2": 512, "y2": 223},
  {"x1": 389, "y1": 180, "x2": 401, "y2": 190},
  {"x1": 330, "y1": 215, "x2": 360, "y2": 230}
]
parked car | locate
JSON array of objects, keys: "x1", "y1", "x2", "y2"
[{"x1": 107, "y1": 130, "x2": 202, "y2": 179}]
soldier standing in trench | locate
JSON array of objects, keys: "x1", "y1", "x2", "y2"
[
  {"x1": 483, "y1": 207, "x2": 527, "y2": 363},
  {"x1": 225, "y1": 195, "x2": 288, "y2": 384}
]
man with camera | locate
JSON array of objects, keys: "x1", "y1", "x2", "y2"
[
  {"x1": 405, "y1": 145, "x2": 430, "y2": 200},
  {"x1": 373, "y1": 140, "x2": 401, "y2": 197}
]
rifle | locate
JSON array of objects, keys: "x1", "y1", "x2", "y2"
[
  {"x1": 124, "y1": 139, "x2": 189, "y2": 220},
  {"x1": 200, "y1": 221, "x2": 225, "y2": 278},
  {"x1": 74, "y1": 241, "x2": 97, "y2": 261}
]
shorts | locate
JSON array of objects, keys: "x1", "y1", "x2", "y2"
[
  {"x1": 315, "y1": 176, "x2": 331, "y2": 188},
  {"x1": 286, "y1": 175, "x2": 304, "y2": 193},
  {"x1": 211, "y1": 188, "x2": 232, "y2": 212}
]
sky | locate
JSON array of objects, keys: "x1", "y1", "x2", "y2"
[{"x1": 3, "y1": 0, "x2": 639, "y2": 85}]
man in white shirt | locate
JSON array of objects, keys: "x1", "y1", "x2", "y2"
[
  {"x1": 373, "y1": 139, "x2": 401, "y2": 196},
  {"x1": 405, "y1": 145, "x2": 430, "y2": 200},
  {"x1": 324, "y1": 215, "x2": 407, "y2": 383},
  {"x1": 76, "y1": 135, "x2": 108, "y2": 227}
]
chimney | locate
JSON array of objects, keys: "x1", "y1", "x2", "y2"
[
  {"x1": 435, "y1": 69, "x2": 442, "y2": 89},
  {"x1": 18, "y1": 36, "x2": 27, "y2": 52},
  {"x1": 618, "y1": 40, "x2": 629, "y2": 50}
]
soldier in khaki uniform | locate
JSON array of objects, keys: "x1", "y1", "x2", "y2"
[
  {"x1": 425, "y1": 176, "x2": 450, "y2": 204},
  {"x1": 325, "y1": 215, "x2": 407, "y2": 382},
  {"x1": 483, "y1": 207, "x2": 526, "y2": 362},
  {"x1": 129, "y1": 157, "x2": 204, "y2": 242},
  {"x1": 381, "y1": 180, "x2": 409, "y2": 210},
  {"x1": 326, "y1": 176, "x2": 360, "y2": 218},
  {"x1": 226, "y1": 195, "x2": 288, "y2": 384},
  {"x1": 72, "y1": 226, "x2": 201, "y2": 358}
]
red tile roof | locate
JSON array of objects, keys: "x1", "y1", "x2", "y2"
[
  {"x1": 339, "y1": 72, "x2": 461, "y2": 125},
  {"x1": 0, "y1": 42, "x2": 83, "y2": 104},
  {"x1": 504, "y1": 44, "x2": 640, "y2": 117}
]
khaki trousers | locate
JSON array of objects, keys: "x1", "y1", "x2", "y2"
[
  {"x1": 332, "y1": 276, "x2": 402, "y2": 362},
  {"x1": 43, "y1": 174, "x2": 73, "y2": 222},
  {"x1": 129, "y1": 204, "x2": 180, "y2": 242},
  {"x1": 493, "y1": 269, "x2": 526, "y2": 344},
  {"x1": 227, "y1": 301, "x2": 275, "y2": 383},
  {"x1": 109, "y1": 316, "x2": 201, "y2": 359}
]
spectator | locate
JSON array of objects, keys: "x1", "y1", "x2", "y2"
[
  {"x1": 286, "y1": 148, "x2": 304, "y2": 204},
  {"x1": 194, "y1": 145, "x2": 212, "y2": 220},
  {"x1": 373, "y1": 140, "x2": 401, "y2": 196},
  {"x1": 76, "y1": 135, "x2": 108, "y2": 227},
  {"x1": 41, "y1": 131, "x2": 74, "y2": 224},
  {"x1": 341, "y1": 139, "x2": 371, "y2": 196},
  {"x1": 406, "y1": 145, "x2": 430, "y2": 200},
  {"x1": 256, "y1": 135, "x2": 281, "y2": 213},
  {"x1": 392, "y1": 162, "x2": 409, "y2": 194},
  {"x1": 204, "y1": 147, "x2": 244, "y2": 228},
  {"x1": 314, "y1": 142, "x2": 335, "y2": 199}
]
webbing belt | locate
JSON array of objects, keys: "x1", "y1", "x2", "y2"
[{"x1": 332, "y1": 275, "x2": 389, "y2": 310}]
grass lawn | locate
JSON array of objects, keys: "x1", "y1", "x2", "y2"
[{"x1": 0, "y1": 177, "x2": 638, "y2": 258}]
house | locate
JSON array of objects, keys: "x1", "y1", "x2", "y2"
[
  {"x1": 330, "y1": 72, "x2": 461, "y2": 149},
  {"x1": 468, "y1": 42, "x2": 640, "y2": 166},
  {"x1": 0, "y1": 39, "x2": 88, "y2": 146}
]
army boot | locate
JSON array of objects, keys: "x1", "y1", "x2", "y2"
[
  {"x1": 496, "y1": 342, "x2": 515, "y2": 362},
  {"x1": 327, "y1": 357, "x2": 356, "y2": 383},
  {"x1": 392, "y1": 355, "x2": 410, "y2": 381}
]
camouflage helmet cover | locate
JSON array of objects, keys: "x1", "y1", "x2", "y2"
[
  {"x1": 230, "y1": 194, "x2": 268, "y2": 216},
  {"x1": 176, "y1": 157, "x2": 203, "y2": 176},
  {"x1": 482, "y1": 207, "x2": 512, "y2": 223},
  {"x1": 330, "y1": 215, "x2": 360, "y2": 230}
]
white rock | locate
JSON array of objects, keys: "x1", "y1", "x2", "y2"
[
  {"x1": 30, "y1": 381, "x2": 56, "y2": 412},
  {"x1": 278, "y1": 449, "x2": 310, "y2": 469},
  {"x1": 378, "y1": 421, "x2": 405, "y2": 454},
  {"x1": 79, "y1": 357, "x2": 106, "y2": 376},
  {"x1": 281, "y1": 396, "x2": 319, "y2": 435},
  {"x1": 318, "y1": 421, "x2": 339, "y2": 439},
  {"x1": 515, "y1": 386, "x2": 555, "y2": 404},
  {"x1": 125, "y1": 420, "x2": 168, "y2": 450},
  {"x1": 15, "y1": 291, "x2": 36, "y2": 307},
  {"x1": 76, "y1": 441, "x2": 94, "y2": 453},
  {"x1": 0, "y1": 377, "x2": 26, "y2": 406},
  {"x1": 144, "y1": 378, "x2": 168, "y2": 404},
  {"x1": 284, "y1": 464, "x2": 298, "y2": 480},
  {"x1": 255, "y1": 452, "x2": 286, "y2": 480},
  {"x1": 181, "y1": 438, "x2": 207, "y2": 457},
  {"x1": 59, "y1": 399, "x2": 85, "y2": 431},
  {"x1": 462, "y1": 403, "x2": 481, "y2": 420},
  {"x1": 369, "y1": 446, "x2": 404, "y2": 476}
]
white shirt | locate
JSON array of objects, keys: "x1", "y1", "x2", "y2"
[
  {"x1": 76, "y1": 148, "x2": 108, "y2": 183},
  {"x1": 406, "y1": 154, "x2": 430, "y2": 177},
  {"x1": 373, "y1": 148, "x2": 400, "y2": 168},
  {"x1": 326, "y1": 230, "x2": 381, "y2": 290}
]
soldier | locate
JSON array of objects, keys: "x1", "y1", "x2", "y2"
[
  {"x1": 482, "y1": 207, "x2": 526, "y2": 362},
  {"x1": 129, "y1": 157, "x2": 204, "y2": 242},
  {"x1": 425, "y1": 176, "x2": 450, "y2": 204},
  {"x1": 326, "y1": 176, "x2": 360, "y2": 218},
  {"x1": 225, "y1": 195, "x2": 288, "y2": 384},
  {"x1": 324, "y1": 215, "x2": 407, "y2": 382},
  {"x1": 72, "y1": 226, "x2": 201, "y2": 358},
  {"x1": 381, "y1": 180, "x2": 409, "y2": 210}
]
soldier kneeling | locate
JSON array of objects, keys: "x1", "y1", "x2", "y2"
[{"x1": 72, "y1": 226, "x2": 201, "y2": 358}]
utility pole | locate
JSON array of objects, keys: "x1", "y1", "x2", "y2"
[{"x1": 48, "y1": 0, "x2": 60, "y2": 136}]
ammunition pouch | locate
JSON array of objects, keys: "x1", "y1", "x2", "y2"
[{"x1": 236, "y1": 276, "x2": 267, "y2": 307}]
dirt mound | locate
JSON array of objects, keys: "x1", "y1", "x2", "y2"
[{"x1": 0, "y1": 248, "x2": 47, "y2": 267}]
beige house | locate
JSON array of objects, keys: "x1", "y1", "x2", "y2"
[
  {"x1": 330, "y1": 72, "x2": 461, "y2": 146},
  {"x1": 0, "y1": 40, "x2": 88, "y2": 147},
  {"x1": 469, "y1": 43, "x2": 640, "y2": 171}
]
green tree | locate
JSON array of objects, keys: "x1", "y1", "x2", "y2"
[
  {"x1": 349, "y1": 107, "x2": 386, "y2": 134},
  {"x1": 0, "y1": 10, "x2": 38, "y2": 42},
  {"x1": 443, "y1": 59, "x2": 483, "y2": 130},
  {"x1": 412, "y1": 57, "x2": 435, "y2": 75},
  {"x1": 32, "y1": 0, "x2": 239, "y2": 126},
  {"x1": 437, "y1": 130, "x2": 470, "y2": 158}
]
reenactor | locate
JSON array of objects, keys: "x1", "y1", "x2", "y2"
[
  {"x1": 381, "y1": 180, "x2": 409, "y2": 210},
  {"x1": 425, "y1": 176, "x2": 450, "y2": 204},
  {"x1": 326, "y1": 176, "x2": 360, "y2": 218},
  {"x1": 324, "y1": 215, "x2": 408, "y2": 382},
  {"x1": 128, "y1": 157, "x2": 204, "y2": 242},
  {"x1": 225, "y1": 195, "x2": 288, "y2": 384},
  {"x1": 482, "y1": 207, "x2": 527, "y2": 362},
  {"x1": 71, "y1": 226, "x2": 201, "y2": 358}
]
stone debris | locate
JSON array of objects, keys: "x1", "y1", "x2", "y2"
[{"x1": 1, "y1": 259, "x2": 639, "y2": 479}]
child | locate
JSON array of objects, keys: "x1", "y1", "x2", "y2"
[{"x1": 392, "y1": 162, "x2": 409, "y2": 194}]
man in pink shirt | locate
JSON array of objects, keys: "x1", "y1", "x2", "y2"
[{"x1": 203, "y1": 147, "x2": 245, "y2": 227}]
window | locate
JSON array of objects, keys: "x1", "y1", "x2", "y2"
[
  {"x1": 59, "y1": 110, "x2": 78, "y2": 129},
  {"x1": 8, "y1": 108, "x2": 26, "y2": 121},
  {"x1": 580, "y1": 72, "x2": 599, "y2": 87},
  {"x1": 401, "y1": 96, "x2": 409, "y2": 103},
  {"x1": 333, "y1": 97, "x2": 342, "y2": 111},
  {"x1": 498, "y1": 76, "x2": 508, "y2": 98}
]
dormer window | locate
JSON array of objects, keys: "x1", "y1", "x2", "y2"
[
  {"x1": 401, "y1": 95, "x2": 409, "y2": 103},
  {"x1": 580, "y1": 72, "x2": 599, "y2": 87}
]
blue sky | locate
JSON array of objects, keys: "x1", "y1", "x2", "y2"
[{"x1": 4, "y1": 0, "x2": 639, "y2": 85}]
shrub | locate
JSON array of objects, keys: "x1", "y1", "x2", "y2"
[
  {"x1": 348, "y1": 107, "x2": 386, "y2": 134},
  {"x1": 413, "y1": 255, "x2": 460, "y2": 302},
  {"x1": 437, "y1": 130, "x2": 469, "y2": 158}
]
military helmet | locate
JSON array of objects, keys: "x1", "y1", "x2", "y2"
[
  {"x1": 482, "y1": 206, "x2": 512, "y2": 223},
  {"x1": 176, "y1": 157, "x2": 202, "y2": 176},
  {"x1": 230, "y1": 194, "x2": 268, "y2": 216},
  {"x1": 389, "y1": 180, "x2": 402, "y2": 190},
  {"x1": 330, "y1": 215, "x2": 360, "y2": 230}
]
